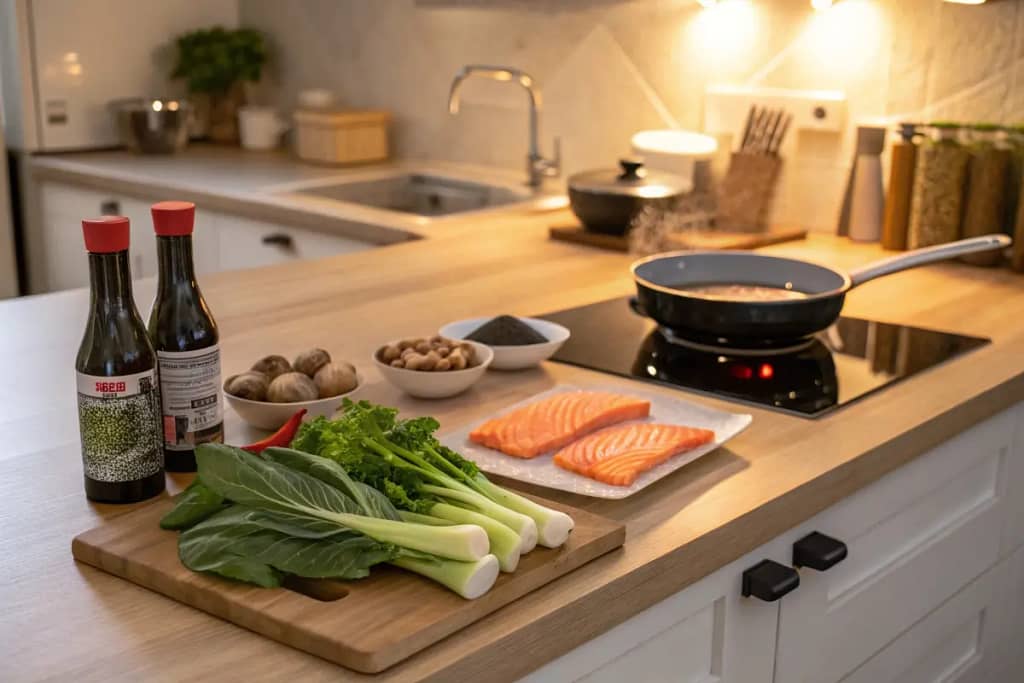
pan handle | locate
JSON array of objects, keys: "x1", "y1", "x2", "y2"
[{"x1": 848, "y1": 234, "x2": 1012, "y2": 288}]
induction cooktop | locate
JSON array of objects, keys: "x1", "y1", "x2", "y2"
[{"x1": 539, "y1": 297, "x2": 990, "y2": 418}]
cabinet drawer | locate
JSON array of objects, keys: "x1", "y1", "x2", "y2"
[
  {"x1": 775, "y1": 408, "x2": 1015, "y2": 683},
  {"x1": 213, "y1": 213, "x2": 371, "y2": 272}
]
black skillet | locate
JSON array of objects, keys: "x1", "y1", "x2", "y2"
[{"x1": 631, "y1": 234, "x2": 1011, "y2": 344}]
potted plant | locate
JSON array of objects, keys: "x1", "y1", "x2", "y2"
[{"x1": 171, "y1": 27, "x2": 267, "y2": 143}]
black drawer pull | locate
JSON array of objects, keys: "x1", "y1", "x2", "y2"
[
  {"x1": 793, "y1": 531, "x2": 847, "y2": 571},
  {"x1": 742, "y1": 559, "x2": 799, "y2": 601},
  {"x1": 100, "y1": 199, "x2": 120, "y2": 215},
  {"x1": 261, "y1": 233, "x2": 294, "y2": 248}
]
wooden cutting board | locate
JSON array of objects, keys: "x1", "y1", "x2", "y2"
[
  {"x1": 72, "y1": 495, "x2": 624, "y2": 673},
  {"x1": 549, "y1": 224, "x2": 807, "y2": 252}
]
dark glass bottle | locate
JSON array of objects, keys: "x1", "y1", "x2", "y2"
[
  {"x1": 76, "y1": 216, "x2": 165, "y2": 503},
  {"x1": 148, "y1": 201, "x2": 223, "y2": 472}
]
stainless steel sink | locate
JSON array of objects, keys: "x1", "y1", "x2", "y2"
[{"x1": 287, "y1": 171, "x2": 535, "y2": 217}]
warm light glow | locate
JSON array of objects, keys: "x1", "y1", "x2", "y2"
[
  {"x1": 687, "y1": 0, "x2": 758, "y2": 69},
  {"x1": 943, "y1": 0, "x2": 986, "y2": 4},
  {"x1": 697, "y1": 0, "x2": 718, "y2": 7},
  {"x1": 811, "y1": 0, "x2": 834, "y2": 9},
  {"x1": 151, "y1": 100, "x2": 163, "y2": 112},
  {"x1": 798, "y1": 0, "x2": 883, "y2": 79},
  {"x1": 758, "y1": 363, "x2": 774, "y2": 380}
]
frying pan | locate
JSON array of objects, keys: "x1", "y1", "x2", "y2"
[{"x1": 631, "y1": 234, "x2": 1011, "y2": 344}]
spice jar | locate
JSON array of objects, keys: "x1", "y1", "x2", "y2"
[
  {"x1": 908, "y1": 123, "x2": 969, "y2": 249},
  {"x1": 881, "y1": 123, "x2": 920, "y2": 251},
  {"x1": 960, "y1": 125, "x2": 1012, "y2": 266}
]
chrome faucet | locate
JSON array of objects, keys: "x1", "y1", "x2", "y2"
[{"x1": 448, "y1": 65, "x2": 561, "y2": 188}]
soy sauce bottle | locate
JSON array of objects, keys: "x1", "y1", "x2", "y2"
[
  {"x1": 76, "y1": 216, "x2": 165, "y2": 503},
  {"x1": 148, "y1": 201, "x2": 223, "y2": 472}
]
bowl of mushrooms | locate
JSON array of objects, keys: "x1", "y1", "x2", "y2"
[
  {"x1": 224, "y1": 348, "x2": 361, "y2": 430},
  {"x1": 374, "y1": 336, "x2": 493, "y2": 399}
]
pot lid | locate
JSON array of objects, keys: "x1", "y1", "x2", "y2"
[{"x1": 568, "y1": 159, "x2": 690, "y2": 198}]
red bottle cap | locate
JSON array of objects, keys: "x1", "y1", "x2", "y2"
[
  {"x1": 82, "y1": 216, "x2": 130, "y2": 253},
  {"x1": 151, "y1": 200, "x2": 196, "y2": 236}
]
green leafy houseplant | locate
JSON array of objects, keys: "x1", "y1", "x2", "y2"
[{"x1": 171, "y1": 27, "x2": 267, "y2": 143}]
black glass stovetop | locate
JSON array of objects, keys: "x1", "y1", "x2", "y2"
[{"x1": 539, "y1": 297, "x2": 990, "y2": 418}]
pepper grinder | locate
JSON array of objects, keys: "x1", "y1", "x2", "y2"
[{"x1": 845, "y1": 124, "x2": 887, "y2": 243}]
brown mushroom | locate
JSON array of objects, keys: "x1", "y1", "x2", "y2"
[
  {"x1": 313, "y1": 362, "x2": 358, "y2": 398},
  {"x1": 266, "y1": 372, "x2": 318, "y2": 403},
  {"x1": 251, "y1": 355, "x2": 292, "y2": 381},
  {"x1": 294, "y1": 348, "x2": 332, "y2": 377},
  {"x1": 380, "y1": 345, "x2": 402, "y2": 363},
  {"x1": 224, "y1": 371, "x2": 269, "y2": 401}
]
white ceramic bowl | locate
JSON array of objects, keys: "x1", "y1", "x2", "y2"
[
  {"x1": 438, "y1": 317, "x2": 570, "y2": 370},
  {"x1": 224, "y1": 373, "x2": 362, "y2": 431},
  {"x1": 374, "y1": 340, "x2": 493, "y2": 399}
]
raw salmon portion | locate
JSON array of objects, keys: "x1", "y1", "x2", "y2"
[
  {"x1": 469, "y1": 391, "x2": 651, "y2": 458},
  {"x1": 554, "y1": 423, "x2": 716, "y2": 487}
]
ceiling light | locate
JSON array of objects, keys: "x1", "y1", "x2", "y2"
[
  {"x1": 697, "y1": 0, "x2": 718, "y2": 7},
  {"x1": 811, "y1": 0, "x2": 834, "y2": 9},
  {"x1": 943, "y1": 0, "x2": 986, "y2": 4}
]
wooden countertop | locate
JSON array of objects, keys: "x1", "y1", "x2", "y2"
[{"x1": 4, "y1": 209, "x2": 1024, "y2": 682}]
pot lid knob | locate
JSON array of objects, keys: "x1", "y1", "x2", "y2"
[{"x1": 618, "y1": 158, "x2": 647, "y2": 182}]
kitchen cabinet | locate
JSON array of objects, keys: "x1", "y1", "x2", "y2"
[
  {"x1": 522, "y1": 404, "x2": 1024, "y2": 683},
  {"x1": 37, "y1": 181, "x2": 372, "y2": 292},
  {"x1": 521, "y1": 539, "x2": 788, "y2": 683},
  {"x1": 209, "y1": 212, "x2": 371, "y2": 272},
  {"x1": 773, "y1": 407, "x2": 1014, "y2": 683}
]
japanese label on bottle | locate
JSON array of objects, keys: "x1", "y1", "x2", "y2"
[
  {"x1": 156, "y1": 345, "x2": 224, "y2": 451},
  {"x1": 77, "y1": 369, "x2": 163, "y2": 482}
]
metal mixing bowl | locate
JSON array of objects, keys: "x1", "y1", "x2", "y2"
[{"x1": 110, "y1": 98, "x2": 191, "y2": 154}]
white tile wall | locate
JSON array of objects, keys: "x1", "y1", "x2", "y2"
[{"x1": 241, "y1": 0, "x2": 1024, "y2": 233}]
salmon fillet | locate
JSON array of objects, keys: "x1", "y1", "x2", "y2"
[
  {"x1": 469, "y1": 391, "x2": 651, "y2": 458},
  {"x1": 554, "y1": 423, "x2": 716, "y2": 487}
]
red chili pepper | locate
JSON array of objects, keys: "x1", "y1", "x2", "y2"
[{"x1": 241, "y1": 409, "x2": 308, "y2": 453}]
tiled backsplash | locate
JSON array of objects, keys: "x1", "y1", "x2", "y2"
[{"x1": 240, "y1": 0, "x2": 1023, "y2": 232}]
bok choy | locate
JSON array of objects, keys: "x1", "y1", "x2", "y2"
[{"x1": 161, "y1": 443, "x2": 500, "y2": 599}]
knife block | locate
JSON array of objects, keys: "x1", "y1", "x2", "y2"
[{"x1": 715, "y1": 152, "x2": 783, "y2": 232}]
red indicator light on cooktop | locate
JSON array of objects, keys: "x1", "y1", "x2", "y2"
[
  {"x1": 730, "y1": 365, "x2": 754, "y2": 380},
  {"x1": 759, "y1": 363, "x2": 775, "y2": 379}
]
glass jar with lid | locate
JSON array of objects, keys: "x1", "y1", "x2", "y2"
[
  {"x1": 960, "y1": 123, "x2": 1012, "y2": 266},
  {"x1": 907, "y1": 122, "x2": 970, "y2": 249}
]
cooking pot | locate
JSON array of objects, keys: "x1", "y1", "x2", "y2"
[
  {"x1": 110, "y1": 98, "x2": 191, "y2": 154},
  {"x1": 568, "y1": 159, "x2": 690, "y2": 236}
]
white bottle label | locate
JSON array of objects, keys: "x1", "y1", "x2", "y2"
[
  {"x1": 77, "y1": 369, "x2": 163, "y2": 482},
  {"x1": 156, "y1": 345, "x2": 224, "y2": 451}
]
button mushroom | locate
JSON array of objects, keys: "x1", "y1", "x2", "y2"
[
  {"x1": 267, "y1": 372, "x2": 319, "y2": 403},
  {"x1": 314, "y1": 362, "x2": 358, "y2": 398},
  {"x1": 294, "y1": 348, "x2": 332, "y2": 378},
  {"x1": 224, "y1": 371, "x2": 270, "y2": 401},
  {"x1": 251, "y1": 355, "x2": 292, "y2": 381}
]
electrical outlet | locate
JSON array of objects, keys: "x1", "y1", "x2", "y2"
[{"x1": 704, "y1": 85, "x2": 847, "y2": 137}]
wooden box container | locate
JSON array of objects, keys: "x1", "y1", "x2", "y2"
[{"x1": 293, "y1": 109, "x2": 391, "y2": 165}]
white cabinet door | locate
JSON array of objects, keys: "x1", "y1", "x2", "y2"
[
  {"x1": 774, "y1": 407, "x2": 1015, "y2": 683},
  {"x1": 39, "y1": 182, "x2": 157, "y2": 289},
  {"x1": 840, "y1": 557, "x2": 1004, "y2": 683},
  {"x1": 39, "y1": 182, "x2": 104, "y2": 290},
  {"x1": 520, "y1": 539, "x2": 789, "y2": 683},
  {"x1": 212, "y1": 212, "x2": 372, "y2": 272}
]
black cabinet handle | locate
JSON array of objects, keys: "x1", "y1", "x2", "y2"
[
  {"x1": 261, "y1": 233, "x2": 294, "y2": 248},
  {"x1": 100, "y1": 199, "x2": 120, "y2": 215},
  {"x1": 742, "y1": 559, "x2": 799, "y2": 601},
  {"x1": 793, "y1": 531, "x2": 847, "y2": 571}
]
